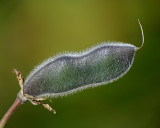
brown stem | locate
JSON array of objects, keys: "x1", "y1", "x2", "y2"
[{"x1": 0, "y1": 97, "x2": 22, "y2": 128}]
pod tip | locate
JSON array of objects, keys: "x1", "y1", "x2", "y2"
[{"x1": 136, "y1": 19, "x2": 144, "y2": 50}]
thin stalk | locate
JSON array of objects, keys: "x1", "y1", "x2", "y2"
[{"x1": 0, "y1": 97, "x2": 22, "y2": 128}]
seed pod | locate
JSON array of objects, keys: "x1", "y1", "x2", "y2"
[
  {"x1": 23, "y1": 20, "x2": 144, "y2": 100},
  {"x1": 23, "y1": 43, "x2": 135, "y2": 98}
]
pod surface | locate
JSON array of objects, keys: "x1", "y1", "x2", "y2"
[{"x1": 24, "y1": 43, "x2": 136, "y2": 98}]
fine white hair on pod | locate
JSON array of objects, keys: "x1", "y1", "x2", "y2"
[
  {"x1": 23, "y1": 42, "x2": 136, "y2": 99},
  {"x1": 23, "y1": 20, "x2": 144, "y2": 100}
]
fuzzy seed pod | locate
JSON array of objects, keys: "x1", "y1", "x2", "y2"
[{"x1": 24, "y1": 43, "x2": 136, "y2": 98}]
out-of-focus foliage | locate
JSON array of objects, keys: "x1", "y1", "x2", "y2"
[{"x1": 0, "y1": 0, "x2": 159, "y2": 128}]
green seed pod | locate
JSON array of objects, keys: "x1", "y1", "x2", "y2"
[
  {"x1": 23, "y1": 20, "x2": 144, "y2": 100},
  {"x1": 23, "y1": 43, "x2": 135, "y2": 98}
]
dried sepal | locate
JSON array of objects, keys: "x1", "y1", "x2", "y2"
[{"x1": 13, "y1": 69, "x2": 56, "y2": 114}]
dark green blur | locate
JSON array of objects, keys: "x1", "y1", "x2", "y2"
[{"x1": 0, "y1": 0, "x2": 159, "y2": 128}]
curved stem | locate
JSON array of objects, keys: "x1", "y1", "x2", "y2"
[{"x1": 0, "y1": 97, "x2": 22, "y2": 128}]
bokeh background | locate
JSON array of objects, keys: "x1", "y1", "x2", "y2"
[{"x1": 0, "y1": 0, "x2": 160, "y2": 128}]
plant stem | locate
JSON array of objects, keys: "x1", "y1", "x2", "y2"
[{"x1": 0, "y1": 97, "x2": 22, "y2": 128}]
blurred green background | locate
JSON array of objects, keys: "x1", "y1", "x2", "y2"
[{"x1": 0, "y1": 0, "x2": 160, "y2": 128}]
